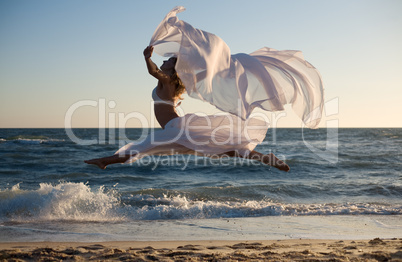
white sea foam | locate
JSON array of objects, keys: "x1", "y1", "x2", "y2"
[
  {"x1": 0, "y1": 182, "x2": 400, "y2": 223},
  {"x1": 125, "y1": 194, "x2": 402, "y2": 220},
  {"x1": 1, "y1": 135, "x2": 66, "y2": 144},
  {"x1": 10, "y1": 138, "x2": 65, "y2": 144},
  {"x1": 0, "y1": 182, "x2": 123, "y2": 222}
]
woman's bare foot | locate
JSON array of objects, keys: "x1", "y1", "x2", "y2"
[
  {"x1": 262, "y1": 153, "x2": 290, "y2": 172},
  {"x1": 270, "y1": 154, "x2": 290, "y2": 172},
  {"x1": 84, "y1": 158, "x2": 107, "y2": 169},
  {"x1": 84, "y1": 154, "x2": 132, "y2": 169}
]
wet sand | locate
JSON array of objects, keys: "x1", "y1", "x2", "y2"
[{"x1": 1, "y1": 238, "x2": 401, "y2": 261}]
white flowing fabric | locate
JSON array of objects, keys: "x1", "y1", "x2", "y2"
[
  {"x1": 150, "y1": 6, "x2": 324, "y2": 128},
  {"x1": 116, "y1": 114, "x2": 268, "y2": 163}
]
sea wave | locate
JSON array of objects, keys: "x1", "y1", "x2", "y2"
[
  {"x1": 0, "y1": 183, "x2": 122, "y2": 222},
  {"x1": 0, "y1": 182, "x2": 400, "y2": 223},
  {"x1": 0, "y1": 135, "x2": 65, "y2": 144}
]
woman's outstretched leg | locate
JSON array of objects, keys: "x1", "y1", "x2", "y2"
[
  {"x1": 215, "y1": 150, "x2": 290, "y2": 172},
  {"x1": 84, "y1": 154, "x2": 132, "y2": 169},
  {"x1": 84, "y1": 143, "x2": 195, "y2": 170}
]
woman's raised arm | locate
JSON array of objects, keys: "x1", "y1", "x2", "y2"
[{"x1": 144, "y1": 46, "x2": 169, "y2": 82}]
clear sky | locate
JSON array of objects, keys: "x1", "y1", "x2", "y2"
[{"x1": 1, "y1": 0, "x2": 401, "y2": 128}]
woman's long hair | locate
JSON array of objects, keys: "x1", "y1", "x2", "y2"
[{"x1": 170, "y1": 57, "x2": 186, "y2": 99}]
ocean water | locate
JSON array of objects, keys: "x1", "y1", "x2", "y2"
[{"x1": 0, "y1": 128, "x2": 401, "y2": 241}]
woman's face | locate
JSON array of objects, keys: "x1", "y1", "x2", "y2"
[{"x1": 160, "y1": 57, "x2": 176, "y2": 72}]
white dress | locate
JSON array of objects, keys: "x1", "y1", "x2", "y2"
[
  {"x1": 115, "y1": 88, "x2": 268, "y2": 163},
  {"x1": 149, "y1": 6, "x2": 324, "y2": 129},
  {"x1": 117, "y1": 7, "x2": 324, "y2": 163}
]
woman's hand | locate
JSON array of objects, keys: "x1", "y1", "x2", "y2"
[{"x1": 143, "y1": 46, "x2": 154, "y2": 59}]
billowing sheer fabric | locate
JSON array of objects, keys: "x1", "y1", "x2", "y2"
[
  {"x1": 116, "y1": 114, "x2": 268, "y2": 163},
  {"x1": 115, "y1": 6, "x2": 324, "y2": 162},
  {"x1": 150, "y1": 6, "x2": 324, "y2": 128}
]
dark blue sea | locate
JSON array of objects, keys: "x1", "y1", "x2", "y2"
[{"x1": 0, "y1": 128, "x2": 401, "y2": 241}]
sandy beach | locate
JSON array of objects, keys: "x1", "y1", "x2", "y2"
[{"x1": 1, "y1": 238, "x2": 401, "y2": 261}]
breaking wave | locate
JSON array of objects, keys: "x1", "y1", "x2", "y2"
[{"x1": 1, "y1": 182, "x2": 400, "y2": 223}]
